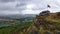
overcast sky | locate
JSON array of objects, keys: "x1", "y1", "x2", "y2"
[{"x1": 0, "y1": 0, "x2": 60, "y2": 15}]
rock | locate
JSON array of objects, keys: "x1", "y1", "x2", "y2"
[
  {"x1": 29, "y1": 29, "x2": 40, "y2": 34},
  {"x1": 54, "y1": 30, "x2": 60, "y2": 34},
  {"x1": 44, "y1": 31, "x2": 51, "y2": 34}
]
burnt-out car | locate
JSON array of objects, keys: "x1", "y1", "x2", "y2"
[{"x1": 39, "y1": 10, "x2": 50, "y2": 16}]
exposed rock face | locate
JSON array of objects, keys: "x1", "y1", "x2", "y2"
[
  {"x1": 44, "y1": 31, "x2": 51, "y2": 34},
  {"x1": 54, "y1": 30, "x2": 60, "y2": 34},
  {"x1": 29, "y1": 29, "x2": 40, "y2": 34},
  {"x1": 34, "y1": 18, "x2": 46, "y2": 27}
]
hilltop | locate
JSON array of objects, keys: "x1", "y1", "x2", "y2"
[
  {"x1": 35, "y1": 10, "x2": 60, "y2": 23},
  {"x1": 20, "y1": 10, "x2": 60, "y2": 34},
  {"x1": 32, "y1": 10, "x2": 60, "y2": 34},
  {"x1": 45, "y1": 12, "x2": 60, "y2": 22}
]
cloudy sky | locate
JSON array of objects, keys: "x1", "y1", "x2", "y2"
[{"x1": 0, "y1": 0, "x2": 60, "y2": 15}]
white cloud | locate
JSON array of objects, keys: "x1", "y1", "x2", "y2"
[
  {"x1": 22, "y1": 9, "x2": 40, "y2": 14},
  {"x1": 26, "y1": 4, "x2": 35, "y2": 9}
]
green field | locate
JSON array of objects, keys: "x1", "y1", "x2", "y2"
[{"x1": 0, "y1": 21, "x2": 32, "y2": 34}]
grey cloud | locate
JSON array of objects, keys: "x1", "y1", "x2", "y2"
[
  {"x1": 0, "y1": 0, "x2": 15, "y2": 3},
  {"x1": 18, "y1": 0, "x2": 30, "y2": 2},
  {"x1": 16, "y1": 0, "x2": 31, "y2": 7},
  {"x1": 0, "y1": 4, "x2": 26, "y2": 12},
  {"x1": 0, "y1": 0, "x2": 59, "y2": 15},
  {"x1": 0, "y1": 0, "x2": 58, "y2": 11},
  {"x1": 0, "y1": 0, "x2": 31, "y2": 11},
  {"x1": 16, "y1": 3, "x2": 26, "y2": 7}
]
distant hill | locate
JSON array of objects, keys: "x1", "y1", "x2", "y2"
[
  {"x1": 0, "y1": 14, "x2": 36, "y2": 22},
  {"x1": 0, "y1": 14, "x2": 36, "y2": 19}
]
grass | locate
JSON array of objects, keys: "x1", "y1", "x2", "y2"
[{"x1": 0, "y1": 21, "x2": 32, "y2": 34}]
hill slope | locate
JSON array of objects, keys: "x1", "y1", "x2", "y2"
[{"x1": 20, "y1": 11, "x2": 60, "y2": 34}]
